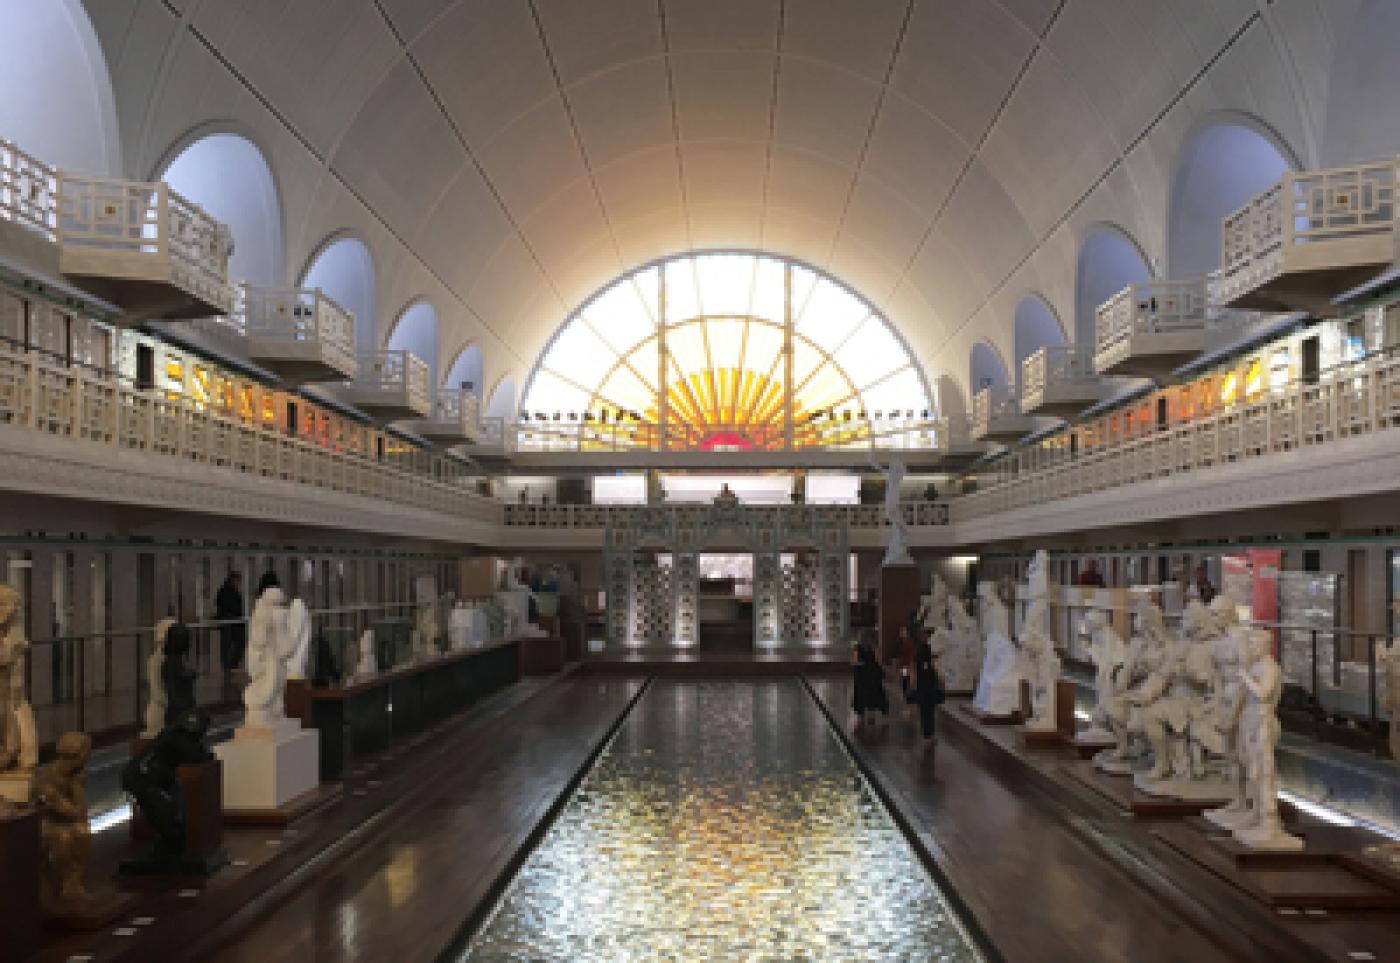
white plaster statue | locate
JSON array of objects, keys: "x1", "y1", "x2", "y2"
[
  {"x1": 1081, "y1": 610, "x2": 1125, "y2": 742},
  {"x1": 1020, "y1": 552, "x2": 1060, "y2": 732},
  {"x1": 879, "y1": 459, "x2": 913, "y2": 567},
  {"x1": 355, "y1": 628, "x2": 377, "y2": 678},
  {"x1": 1230, "y1": 628, "x2": 1302, "y2": 850},
  {"x1": 921, "y1": 575, "x2": 951, "y2": 632},
  {"x1": 449, "y1": 602, "x2": 473, "y2": 650},
  {"x1": 1133, "y1": 619, "x2": 1227, "y2": 800},
  {"x1": 285, "y1": 598, "x2": 311, "y2": 681},
  {"x1": 1095, "y1": 610, "x2": 1171, "y2": 774},
  {"x1": 141, "y1": 618, "x2": 177, "y2": 739},
  {"x1": 241, "y1": 587, "x2": 295, "y2": 730},
  {"x1": 933, "y1": 595, "x2": 983, "y2": 692},
  {"x1": 414, "y1": 602, "x2": 440, "y2": 661},
  {"x1": 0, "y1": 584, "x2": 37, "y2": 777},
  {"x1": 972, "y1": 581, "x2": 1026, "y2": 716},
  {"x1": 1204, "y1": 627, "x2": 1256, "y2": 832}
]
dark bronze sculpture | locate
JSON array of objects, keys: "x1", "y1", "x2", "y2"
[
  {"x1": 119, "y1": 708, "x2": 222, "y2": 875},
  {"x1": 162, "y1": 622, "x2": 197, "y2": 726}
]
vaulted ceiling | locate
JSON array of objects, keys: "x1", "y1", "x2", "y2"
[{"x1": 86, "y1": 0, "x2": 1364, "y2": 406}]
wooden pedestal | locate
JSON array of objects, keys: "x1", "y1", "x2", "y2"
[
  {"x1": 0, "y1": 808, "x2": 40, "y2": 963},
  {"x1": 284, "y1": 678, "x2": 311, "y2": 727},
  {"x1": 517, "y1": 635, "x2": 565, "y2": 675},
  {"x1": 879, "y1": 564, "x2": 921, "y2": 663},
  {"x1": 128, "y1": 754, "x2": 224, "y2": 856}
]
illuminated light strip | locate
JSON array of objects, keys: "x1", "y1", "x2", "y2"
[
  {"x1": 1277, "y1": 789, "x2": 1400, "y2": 840},
  {"x1": 1074, "y1": 709, "x2": 1092, "y2": 722},
  {"x1": 89, "y1": 803, "x2": 132, "y2": 833}
]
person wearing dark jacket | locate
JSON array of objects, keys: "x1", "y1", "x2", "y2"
[
  {"x1": 852, "y1": 638, "x2": 889, "y2": 727},
  {"x1": 215, "y1": 572, "x2": 245, "y2": 682},
  {"x1": 913, "y1": 639, "x2": 946, "y2": 748}
]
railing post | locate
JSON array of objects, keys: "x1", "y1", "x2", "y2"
[{"x1": 1368, "y1": 634, "x2": 1378, "y2": 751}]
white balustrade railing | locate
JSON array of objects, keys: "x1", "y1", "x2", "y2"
[
  {"x1": 239, "y1": 283, "x2": 356, "y2": 373},
  {"x1": 353, "y1": 349, "x2": 430, "y2": 412},
  {"x1": 1021, "y1": 344, "x2": 1096, "y2": 401},
  {"x1": 0, "y1": 344, "x2": 502, "y2": 525},
  {"x1": 513, "y1": 414, "x2": 951, "y2": 453},
  {"x1": 950, "y1": 350, "x2": 1400, "y2": 524},
  {"x1": 971, "y1": 385, "x2": 1021, "y2": 437},
  {"x1": 503, "y1": 500, "x2": 950, "y2": 529},
  {"x1": 56, "y1": 173, "x2": 235, "y2": 312},
  {"x1": 1095, "y1": 278, "x2": 1208, "y2": 356},
  {"x1": 432, "y1": 388, "x2": 481, "y2": 426},
  {"x1": 0, "y1": 140, "x2": 57, "y2": 239},
  {"x1": 1219, "y1": 159, "x2": 1398, "y2": 304}
]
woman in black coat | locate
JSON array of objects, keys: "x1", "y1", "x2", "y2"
[{"x1": 851, "y1": 640, "x2": 889, "y2": 725}]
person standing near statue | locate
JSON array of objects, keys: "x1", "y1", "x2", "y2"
[{"x1": 215, "y1": 572, "x2": 246, "y2": 685}]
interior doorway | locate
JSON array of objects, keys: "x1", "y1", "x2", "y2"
[{"x1": 698, "y1": 553, "x2": 753, "y2": 652}]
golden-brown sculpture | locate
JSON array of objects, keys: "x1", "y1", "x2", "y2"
[
  {"x1": 0, "y1": 584, "x2": 37, "y2": 800},
  {"x1": 33, "y1": 732, "x2": 93, "y2": 915}
]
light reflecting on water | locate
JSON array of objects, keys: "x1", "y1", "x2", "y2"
[{"x1": 461, "y1": 680, "x2": 982, "y2": 962}]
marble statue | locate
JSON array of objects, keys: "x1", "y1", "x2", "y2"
[
  {"x1": 0, "y1": 584, "x2": 36, "y2": 791},
  {"x1": 1020, "y1": 552, "x2": 1060, "y2": 731},
  {"x1": 120, "y1": 708, "x2": 215, "y2": 870},
  {"x1": 1204, "y1": 627, "x2": 1256, "y2": 832},
  {"x1": 921, "y1": 576, "x2": 951, "y2": 632},
  {"x1": 1133, "y1": 617, "x2": 1226, "y2": 799},
  {"x1": 879, "y1": 459, "x2": 913, "y2": 566},
  {"x1": 284, "y1": 598, "x2": 311, "y2": 681},
  {"x1": 414, "y1": 602, "x2": 440, "y2": 661},
  {"x1": 1081, "y1": 610, "x2": 1126, "y2": 742},
  {"x1": 972, "y1": 581, "x2": 1026, "y2": 716},
  {"x1": 242, "y1": 587, "x2": 295, "y2": 730},
  {"x1": 142, "y1": 618, "x2": 177, "y2": 739},
  {"x1": 161, "y1": 624, "x2": 196, "y2": 728},
  {"x1": 1095, "y1": 617, "x2": 1170, "y2": 774},
  {"x1": 33, "y1": 731, "x2": 94, "y2": 915},
  {"x1": 934, "y1": 596, "x2": 983, "y2": 692},
  {"x1": 354, "y1": 628, "x2": 377, "y2": 678},
  {"x1": 449, "y1": 601, "x2": 473, "y2": 650},
  {"x1": 1229, "y1": 628, "x2": 1302, "y2": 850}
]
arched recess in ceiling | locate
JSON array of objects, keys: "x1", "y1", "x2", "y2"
[
  {"x1": 0, "y1": 0, "x2": 119, "y2": 175},
  {"x1": 1323, "y1": 0, "x2": 1400, "y2": 166},
  {"x1": 486, "y1": 376, "x2": 517, "y2": 420},
  {"x1": 519, "y1": 252, "x2": 932, "y2": 451},
  {"x1": 386, "y1": 299, "x2": 440, "y2": 388},
  {"x1": 443, "y1": 345, "x2": 484, "y2": 396},
  {"x1": 299, "y1": 235, "x2": 377, "y2": 351},
  {"x1": 1013, "y1": 295, "x2": 1066, "y2": 372},
  {"x1": 969, "y1": 341, "x2": 1008, "y2": 394},
  {"x1": 1075, "y1": 226, "x2": 1152, "y2": 347},
  {"x1": 157, "y1": 130, "x2": 284, "y2": 286},
  {"x1": 1167, "y1": 116, "x2": 1294, "y2": 280}
]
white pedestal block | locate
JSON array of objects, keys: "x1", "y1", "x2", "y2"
[{"x1": 215, "y1": 719, "x2": 319, "y2": 811}]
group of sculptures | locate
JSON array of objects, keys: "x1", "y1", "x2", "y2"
[{"x1": 922, "y1": 575, "x2": 983, "y2": 692}]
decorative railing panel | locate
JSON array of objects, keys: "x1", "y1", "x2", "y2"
[
  {"x1": 1095, "y1": 278, "x2": 1208, "y2": 356},
  {"x1": 0, "y1": 140, "x2": 57, "y2": 239},
  {"x1": 239, "y1": 283, "x2": 356, "y2": 374}
]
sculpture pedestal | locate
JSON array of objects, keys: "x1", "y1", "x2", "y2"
[
  {"x1": 0, "y1": 807, "x2": 40, "y2": 963},
  {"x1": 120, "y1": 758, "x2": 227, "y2": 877},
  {"x1": 0, "y1": 771, "x2": 32, "y2": 805},
  {"x1": 879, "y1": 564, "x2": 921, "y2": 664},
  {"x1": 284, "y1": 678, "x2": 311, "y2": 728},
  {"x1": 215, "y1": 719, "x2": 320, "y2": 823}
]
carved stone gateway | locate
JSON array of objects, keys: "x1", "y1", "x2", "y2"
[{"x1": 603, "y1": 504, "x2": 850, "y2": 649}]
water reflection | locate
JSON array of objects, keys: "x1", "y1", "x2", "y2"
[{"x1": 461, "y1": 680, "x2": 981, "y2": 961}]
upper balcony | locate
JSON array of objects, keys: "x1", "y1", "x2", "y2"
[
  {"x1": 406, "y1": 388, "x2": 483, "y2": 445},
  {"x1": 1020, "y1": 344, "x2": 1106, "y2": 418},
  {"x1": 51, "y1": 167, "x2": 235, "y2": 322},
  {"x1": 1218, "y1": 159, "x2": 1397, "y2": 318},
  {"x1": 1094, "y1": 278, "x2": 1210, "y2": 379},
  {"x1": 239, "y1": 283, "x2": 357, "y2": 386},
  {"x1": 342, "y1": 349, "x2": 431, "y2": 422},
  {"x1": 970, "y1": 384, "x2": 1035, "y2": 443}
]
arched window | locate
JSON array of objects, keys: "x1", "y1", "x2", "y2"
[
  {"x1": 487, "y1": 376, "x2": 516, "y2": 420},
  {"x1": 1168, "y1": 121, "x2": 1291, "y2": 279},
  {"x1": 386, "y1": 301, "x2": 439, "y2": 386},
  {"x1": 969, "y1": 341, "x2": 1007, "y2": 394},
  {"x1": 300, "y1": 236, "x2": 377, "y2": 350},
  {"x1": 444, "y1": 345, "x2": 484, "y2": 396},
  {"x1": 519, "y1": 252, "x2": 931, "y2": 451},
  {"x1": 0, "y1": 0, "x2": 119, "y2": 175},
  {"x1": 1013, "y1": 296, "x2": 1064, "y2": 370},
  {"x1": 1075, "y1": 228, "x2": 1151, "y2": 345},
  {"x1": 160, "y1": 133, "x2": 283, "y2": 286}
]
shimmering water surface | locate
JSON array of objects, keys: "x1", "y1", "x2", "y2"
[{"x1": 461, "y1": 680, "x2": 982, "y2": 962}]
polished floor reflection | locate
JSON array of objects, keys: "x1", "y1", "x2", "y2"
[{"x1": 461, "y1": 680, "x2": 981, "y2": 961}]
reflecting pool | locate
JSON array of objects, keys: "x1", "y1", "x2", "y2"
[{"x1": 460, "y1": 680, "x2": 982, "y2": 961}]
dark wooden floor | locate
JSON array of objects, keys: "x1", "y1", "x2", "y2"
[{"x1": 206, "y1": 674, "x2": 645, "y2": 962}]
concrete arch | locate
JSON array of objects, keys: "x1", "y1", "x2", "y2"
[
  {"x1": 1074, "y1": 224, "x2": 1152, "y2": 347},
  {"x1": 0, "y1": 0, "x2": 120, "y2": 175},
  {"x1": 156, "y1": 127, "x2": 285, "y2": 286},
  {"x1": 443, "y1": 343, "x2": 484, "y2": 396},
  {"x1": 1012, "y1": 294, "x2": 1066, "y2": 371},
  {"x1": 385, "y1": 298, "x2": 440, "y2": 386},
  {"x1": 969, "y1": 340, "x2": 1009, "y2": 394},
  {"x1": 1167, "y1": 113, "x2": 1295, "y2": 280},
  {"x1": 298, "y1": 233, "x2": 377, "y2": 351}
]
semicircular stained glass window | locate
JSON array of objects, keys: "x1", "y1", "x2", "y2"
[{"x1": 520, "y1": 253, "x2": 932, "y2": 451}]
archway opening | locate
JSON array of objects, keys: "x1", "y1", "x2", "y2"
[
  {"x1": 487, "y1": 376, "x2": 517, "y2": 420},
  {"x1": 386, "y1": 301, "x2": 440, "y2": 387},
  {"x1": 300, "y1": 237, "x2": 377, "y2": 350},
  {"x1": 1168, "y1": 121, "x2": 1291, "y2": 279},
  {"x1": 1013, "y1": 296, "x2": 1065, "y2": 373},
  {"x1": 444, "y1": 345, "x2": 484, "y2": 396},
  {"x1": 1075, "y1": 229, "x2": 1151, "y2": 346},
  {"x1": 160, "y1": 133, "x2": 283, "y2": 286},
  {"x1": 969, "y1": 341, "x2": 1007, "y2": 394}
]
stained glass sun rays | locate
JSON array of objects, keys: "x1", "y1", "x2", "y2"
[{"x1": 522, "y1": 253, "x2": 929, "y2": 451}]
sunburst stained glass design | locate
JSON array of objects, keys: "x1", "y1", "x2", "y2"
[{"x1": 520, "y1": 253, "x2": 932, "y2": 451}]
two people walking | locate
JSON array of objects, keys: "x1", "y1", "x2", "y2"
[{"x1": 852, "y1": 617, "x2": 946, "y2": 750}]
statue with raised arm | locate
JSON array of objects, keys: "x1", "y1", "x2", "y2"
[
  {"x1": 878, "y1": 459, "x2": 913, "y2": 566},
  {"x1": 0, "y1": 584, "x2": 36, "y2": 789},
  {"x1": 242, "y1": 587, "x2": 295, "y2": 730},
  {"x1": 1231, "y1": 628, "x2": 1302, "y2": 850}
]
